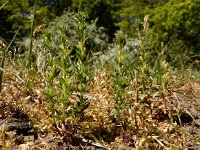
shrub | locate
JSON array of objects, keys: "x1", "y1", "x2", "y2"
[{"x1": 148, "y1": 0, "x2": 200, "y2": 60}]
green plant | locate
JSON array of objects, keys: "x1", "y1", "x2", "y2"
[
  {"x1": 100, "y1": 16, "x2": 176, "y2": 136},
  {"x1": 108, "y1": 32, "x2": 129, "y2": 129},
  {"x1": 40, "y1": 12, "x2": 99, "y2": 142},
  {"x1": 0, "y1": 28, "x2": 19, "y2": 92},
  {"x1": 148, "y1": 0, "x2": 200, "y2": 64}
]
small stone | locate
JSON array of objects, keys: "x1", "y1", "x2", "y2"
[
  {"x1": 189, "y1": 108, "x2": 199, "y2": 118},
  {"x1": 24, "y1": 135, "x2": 35, "y2": 142}
]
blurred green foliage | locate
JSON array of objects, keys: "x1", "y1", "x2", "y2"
[
  {"x1": 0, "y1": 0, "x2": 55, "y2": 39},
  {"x1": 116, "y1": 0, "x2": 168, "y2": 36},
  {"x1": 149, "y1": 0, "x2": 200, "y2": 53},
  {"x1": 0, "y1": 0, "x2": 199, "y2": 62},
  {"x1": 71, "y1": 0, "x2": 121, "y2": 38},
  {"x1": 0, "y1": 0, "x2": 119, "y2": 40},
  {"x1": 116, "y1": 0, "x2": 200, "y2": 60}
]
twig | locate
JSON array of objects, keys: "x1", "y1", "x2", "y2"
[
  {"x1": 0, "y1": 113, "x2": 13, "y2": 126},
  {"x1": 151, "y1": 136, "x2": 168, "y2": 148},
  {"x1": 82, "y1": 138, "x2": 111, "y2": 150},
  {"x1": 0, "y1": 1, "x2": 8, "y2": 10}
]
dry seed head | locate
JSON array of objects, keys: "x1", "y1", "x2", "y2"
[
  {"x1": 143, "y1": 15, "x2": 149, "y2": 33},
  {"x1": 33, "y1": 24, "x2": 47, "y2": 38}
]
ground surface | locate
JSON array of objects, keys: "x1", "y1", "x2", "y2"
[{"x1": 0, "y1": 72, "x2": 200, "y2": 150}]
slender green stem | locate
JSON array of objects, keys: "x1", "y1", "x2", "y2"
[
  {"x1": 29, "y1": 0, "x2": 37, "y2": 68},
  {"x1": 0, "y1": 28, "x2": 20, "y2": 92}
]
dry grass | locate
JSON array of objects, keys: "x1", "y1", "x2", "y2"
[{"x1": 1, "y1": 63, "x2": 199, "y2": 149}]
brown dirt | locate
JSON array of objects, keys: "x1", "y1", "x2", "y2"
[{"x1": 174, "y1": 83, "x2": 200, "y2": 150}]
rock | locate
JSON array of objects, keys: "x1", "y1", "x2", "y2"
[
  {"x1": 189, "y1": 108, "x2": 199, "y2": 119},
  {"x1": 4, "y1": 111, "x2": 33, "y2": 135}
]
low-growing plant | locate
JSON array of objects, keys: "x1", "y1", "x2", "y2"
[
  {"x1": 37, "y1": 12, "x2": 98, "y2": 142},
  {"x1": 100, "y1": 16, "x2": 175, "y2": 135},
  {"x1": 1, "y1": 6, "x2": 198, "y2": 148},
  {"x1": 108, "y1": 31, "x2": 130, "y2": 129}
]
